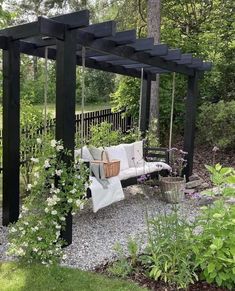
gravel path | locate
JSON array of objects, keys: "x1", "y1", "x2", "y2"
[{"x1": 0, "y1": 186, "x2": 198, "y2": 270}]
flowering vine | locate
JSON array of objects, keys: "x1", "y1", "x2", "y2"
[{"x1": 8, "y1": 139, "x2": 90, "y2": 265}]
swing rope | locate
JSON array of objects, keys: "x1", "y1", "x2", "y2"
[
  {"x1": 80, "y1": 46, "x2": 86, "y2": 157},
  {"x1": 169, "y1": 72, "x2": 176, "y2": 150},
  {"x1": 138, "y1": 67, "x2": 144, "y2": 132},
  {"x1": 43, "y1": 47, "x2": 48, "y2": 133}
]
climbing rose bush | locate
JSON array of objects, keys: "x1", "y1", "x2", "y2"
[{"x1": 8, "y1": 139, "x2": 89, "y2": 265}]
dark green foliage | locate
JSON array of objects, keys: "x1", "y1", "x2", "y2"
[
  {"x1": 111, "y1": 76, "x2": 140, "y2": 120},
  {"x1": 89, "y1": 122, "x2": 122, "y2": 148},
  {"x1": 197, "y1": 101, "x2": 235, "y2": 150},
  {"x1": 193, "y1": 201, "x2": 235, "y2": 290},
  {"x1": 76, "y1": 68, "x2": 115, "y2": 104}
]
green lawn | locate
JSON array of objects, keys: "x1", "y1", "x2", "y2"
[{"x1": 0, "y1": 262, "x2": 146, "y2": 291}]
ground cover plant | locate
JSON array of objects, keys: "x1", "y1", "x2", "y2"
[{"x1": 0, "y1": 262, "x2": 146, "y2": 291}]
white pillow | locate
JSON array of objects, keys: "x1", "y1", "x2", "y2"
[
  {"x1": 74, "y1": 146, "x2": 93, "y2": 161},
  {"x1": 133, "y1": 140, "x2": 144, "y2": 167},
  {"x1": 105, "y1": 144, "x2": 129, "y2": 171},
  {"x1": 122, "y1": 143, "x2": 135, "y2": 168}
]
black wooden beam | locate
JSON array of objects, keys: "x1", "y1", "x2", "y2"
[
  {"x1": 187, "y1": 58, "x2": 203, "y2": 68},
  {"x1": 139, "y1": 72, "x2": 152, "y2": 134},
  {"x1": 81, "y1": 21, "x2": 116, "y2": 38},
  {"x1": 128, "y1": 38, "x2": 154, "y2": 51},
  {"x1": 38, "y1": 17, "x2": 66, "y2": 40},
  {"x1": 148, "y1": 44, "x2": 168, "y2": 56},
  {"x1": 56, "y1": 30, "x2": 77, "y2": 245},
  {"x1": 176, "y1": 53, "x2": 192, "y2": 64},
  {"x1": 163, "y1": 49, "x2": 181, "y2": 61},
  {"x1": 0, "y1": 35, "x2": 8, "y2": 49},
  {"x1": 198, "y1": 62, "x2": 212, "y2": 71},
  {"x1": 2, "y1": 38, "x2": 20, "y2": 225},
  {"x1": 106, "y1": 30, "x2": 136, "y2": 44},
  {"x1": 0, "y1": 10, "x2": 90, "y2": 40},
  {"x1": 183, "y1": 72, "x2": 199, "y2": 180}
]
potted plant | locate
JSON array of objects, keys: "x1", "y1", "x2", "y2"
[{"x1": 159, "y1": 148, "x2": 187, "y2": 203}]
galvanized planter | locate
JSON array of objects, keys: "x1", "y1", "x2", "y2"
[{"x1": 159, "y1": 176, "x2": 186, "y2": 203}]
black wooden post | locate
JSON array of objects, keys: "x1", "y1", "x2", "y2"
[
  {"x1": 2, "y1": 38, "x2": 20, "y2": 225},
  {"x1": 56, "y1": 29, "x2": 77, "y2": 245},
  {"x1": 183, "y1": 72, "x2": 199, "y2": 180},
  {"x1": 139, "y1": 72, "x2": 151, "y2": 136}
]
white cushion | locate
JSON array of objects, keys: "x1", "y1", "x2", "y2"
[
  {"x1": 133, "y1": 141, "x2": 144, "y2": 167},
  {"x1": 74, "y1": 146, "x2": 93, "y2": 161},
  {"x1": 122, "y1": 143, "x2": 135, "y2": 167},
  {"x1": 105, "y1": 144, "x2": 129, "y2": 171},
  {"x1": 118, "y1": 162, "x2": 171, "y2": 181}
]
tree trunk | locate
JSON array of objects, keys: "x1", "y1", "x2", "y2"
[{"x1": 147, "y1": 0, "x2": 161, "y2": 122}]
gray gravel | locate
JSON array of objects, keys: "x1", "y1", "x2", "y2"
[{"x1": 0, "y1": 186, "x2": 199, "y2": 270}]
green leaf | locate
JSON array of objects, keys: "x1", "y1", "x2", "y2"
[{"x1": 207, "y1": 262, "x2": 215, "y2": 273}]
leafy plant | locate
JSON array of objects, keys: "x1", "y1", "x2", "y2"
[
  {"x1": 193, "y1": 200, "x2": 235, "y2": 289},
  {"x1": 203, "y1": 163, "x2": 235, "y2": 197},
  {"x1": 8, "y1": 139, "x2": 89, "y2": 265},
  {"x1": 197, "y1": 101, "x2": 235, "y2": 150},
  {"x1": 145, "y1": 118, "x2": 160, "y2": 148},
  {"x1": 142, "y1": 207, "x2": 197, "y2": 289},
  {"x1": 108, "y1": 237, "x2": 140, "y2": 278},
  {"x1": 89, "y1": 121, "x2": 122, "y2": 147},
  {"x1": 168, "y1": 148, "x2": 187, "y2": 177}
]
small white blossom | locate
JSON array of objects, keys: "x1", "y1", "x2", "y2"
[
  {"x1": 68, "y1": 198, "x2": 73, "y2": 203},
  {"x1": 62, "y1": 254, "x2": 67, "y2": 260},
  {"x1": 37, "y1": 237, "x2": 42, "y2": 241},
  {"x1": 56, "y1": 145, "x2": 64, "y2": 152},
  {"x1": 51, "y1": 210, "x2": 57, "y2": 215},
  {"x1": 31, "y1": 157, "x2": 39, "y2": 163},
  {"x1": 36, "y1": 138, "x2": 42, "y2": 144},
  {"x1": 45, "y1": 208, "x2": 49, "y2": 213},
  {"x1": 70, "y1": 189, "x2": 76, "y2": 194},
  {"x1": 34, "y1": 172, "x2": 40, "y2": 179},
  {"x1": 33, "y1": 248, "x2": 38, "y2": 252},
  {"x1": 23, "y1": 221, "x2": 29, "y2": 226},
  {"x1": 10, "y1": 227, "x2": 17, "y2": 233},
  {"x1": 55, "y1": 224, "x2": 61, "y2": 229},
  {"x1": 56, "y1": 231, "x2": 60, "y2": 238},
  {"x1": 27, "y1": 184, "x2": 32, "y2": 191},
  {"x1": 55, "y1": 169, "x2": 63, "y2": 176},
  {"x1": 44, "y1": 159, "x2": 51, "y2": 168},
  {"x1": 60, "y1": 216, "x2": 65, "y2": 221},
  {"x1": 50, "y1": 139, "x2": 57, "y2": 147},
  {"x1": 71, "y1": 212, "x2": 76, "y2": 216}
]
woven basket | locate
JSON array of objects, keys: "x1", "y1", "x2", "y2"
[
  {"x1": 92, "y1": 151, "x2": 120, "y2": 178},
  {"x1": 159, "y1": 176, "x2": 185, "y2": 203}
]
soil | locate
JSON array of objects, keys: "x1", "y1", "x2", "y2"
[{"x1": 174, "y1": 140, "x2": 235, "y2": 185}]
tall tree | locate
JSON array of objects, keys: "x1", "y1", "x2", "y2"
[{"x1": 147, "y1": 0, "x2": 161, "y2": 122}]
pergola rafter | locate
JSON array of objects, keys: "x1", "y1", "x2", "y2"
[{"x1": 0, "y1": 10, "x2": 212, "y2": 245}]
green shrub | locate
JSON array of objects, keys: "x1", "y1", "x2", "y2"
[
  {"x1": 142, "y1": 207, "x2": 197, "y2": 289},
  {"x1": 89, "y1": 122, "x2": 122, "y2": 147},
  {"x1": 193, "y1": 200, "x2": 235, "y2": 289},
  {"x1": 197, "y1": 101, "x2": 235, "y2": 150}
]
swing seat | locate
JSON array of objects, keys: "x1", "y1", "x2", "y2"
[{"x1": 76, "y1": 140, "x2": 171, "y2": 198}]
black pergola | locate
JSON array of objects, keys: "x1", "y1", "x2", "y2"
[{"x1": 0, "y1": 10, "x2": 211, "y2": 243}]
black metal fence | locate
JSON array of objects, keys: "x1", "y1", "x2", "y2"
[{"x1": 0, "y1": 108, "x2": 133, "y2": 172}]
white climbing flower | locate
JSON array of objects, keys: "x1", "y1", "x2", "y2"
[
  {"x1": 37, "y1": 237, "x2": 42, "y2": 241},
  {"x1": 68, "y1": 198, "x2": 73, "y2": 203},
  {"x1": 50, "y1": 139, "x2": 57, "y2": 148},
  {"x1": 36, "y1": 138, "x2": 42, "y2": 144},
  {"x1": 60, "y1": 216, "x2": 65, "y2": 221},
  {"x1": 51, "y1": 210, "x2": 57, "y2": 215},
  {"x1": 55, "y1": 224, "x2": 61, "y2": 229},
  {"x1": 27, "y1": 184, "x2": 32, "y2": 191},
  {"x1": 70, "y1": 189, "x2": 76, "y2": 194},
  {"x1": 55, "y1": 169, "x2": 63, "y2": 176},
  {"x1": 45, "y1": 207, "x2": 49, "y2": 213},
  {"x1": 33, "y1": 248, "x2": 38, "y2": 252},
  {"x1": 56, "y1": 145, "x2": 64, "y2": 152},
  {"x1": 44, "y1": 159, "x2": 51, "y2": 168},
  {"x1": 34, "y1": 172, "x2": 40, "y2": 178},
  {"x1": 10, "y1": 227, "x2": 17, "y2": 233},
  {"x1": 31, "y1": 157, "x2": 39, "y2": 163}
]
